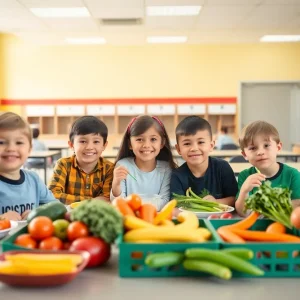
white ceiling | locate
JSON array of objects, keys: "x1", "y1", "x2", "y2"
[{"x1": 0, "y1": 0, "x2": 299, "y2": 45}]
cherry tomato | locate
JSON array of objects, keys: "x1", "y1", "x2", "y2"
[
  {"x1": 207, "y1": 214, "x2": 220, "y2": 220},
  {"x1": 28, "y1": 216, "x2": 54, "y2": 240},
  {"x1": 67, "y1": 221, "x2": 89, "y2": 242},
  {"x1": 39, "y1": 236, "x2": 64, "y2": 250},
  {"x1": 220, "y1": 213, "x2": 233, "y2": 219},
  {"x1": 0, "y1": 219, "x2": 11, "y2": 230},
  {"x1": 126, "y1": 194, "x2": 142, "y2": 211},
  {"x1": 14, "y1": 233, "x2": 37, "y2": 249}
]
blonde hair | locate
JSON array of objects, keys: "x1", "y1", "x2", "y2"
[
  {"x1": 0, "y1": 112, "x2": 32, "y2": 146},
  {"x1": 239, "y1": 121, "x2": 280, "y2": 151}
]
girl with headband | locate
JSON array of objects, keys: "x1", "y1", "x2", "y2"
[{"x1": 110, "y1": 115, "x2": 176, "y2": 210}]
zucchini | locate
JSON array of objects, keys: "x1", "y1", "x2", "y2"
[
  {"x1": 27, "y1": 201, "x2": 67, "y2": 223},
  {"x1": 221, "y1": 248, "x2": 254, "y2": 260},
  {"x1": 145, "y1": 252, "x2": 184, "y2": 268},
  {"x1": 183, "y1": 259, "x2": 232, "y2": 280},
  {"x1": 185, "y1": 248, "x2": 264, "y2": 276}
]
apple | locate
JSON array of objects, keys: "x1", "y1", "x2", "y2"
[
  {"x1": 53, "y1": 219, "x2": 70, "y2": 240},
  {"x1": 64, "y1": 211, "x2": 72, "y2": 222},
  {"x1": 220, "y1": 212, "x2": 233, "y2": 219}
]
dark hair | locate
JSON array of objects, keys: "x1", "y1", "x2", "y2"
[
  {"x1": 221, "y1": 126, "x2": 228, "y2": 134},
  {"x1": 0, "y1": 112, "x2": 32, "y2": 146},
  {"x1": 116, "y1": 115, "x2": 176, "y2": 169},
  {"x1": 69, "y1": 116, "x2": 108, "y2": 143},
  {"x1": 176, "y1": 115, "x2": 212, "y2": 143},
  {"x1": 32, "y1": 128, "x2": 40, "y2": 139},
  {"x1": 239, "y1": 120, "x2": 280, "y2": 151}
]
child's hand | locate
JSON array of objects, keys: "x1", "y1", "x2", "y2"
[
  {"x1": 1, "y1": 210, "x2": 22, "y2": 221},
  {"x1": 203, "y1": 195, "x2": 217, "y2": 202},
  {"x1": 113, "y1": 165, "x2": 129, "y2": 185},
  {"x1": 241, "y1": 173, "x2": 266, "y2": 194},
  {"x1": 21, "y1": 210, "x2": 31, "y2": 220}
]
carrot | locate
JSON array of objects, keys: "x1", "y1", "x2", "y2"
[
  {"x1": 230, "y1": 229, "x2": 300, "y2": 242},
  {"x1": 217, "y1": 227, "x2": 246, "y2": 243},
  {"x1": 224, "y1": 211, "x2": 260, "y2": 231},
  {"x1": 113, "y1": 198, "x2": 135, "y2": 216},
  {"x1": 139, "y1": 204, "x2": 157, "y2": 224},
  {"x1": 266, "y1": 222, "x2": 286, "y2": 234},
  {"x1": 126, "y1": 194, "x2": 142, "y2": 211}
]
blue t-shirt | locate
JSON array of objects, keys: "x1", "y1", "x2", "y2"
[
  {"x1": 0, "y1": 170, "x2": 56, "y2": 215},
  {"x1": 170, "y1": 157, "x2": 238, "y2": 199}
]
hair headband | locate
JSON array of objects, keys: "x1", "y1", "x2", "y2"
[{"x1": 127, "y1": 116, "x2": 165, "y2": 134}]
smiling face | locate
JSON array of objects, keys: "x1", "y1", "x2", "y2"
[
  {"x1": 0, "y1": 129, "x2": 32, "y2": 177},
  {"x1": 68, "y1": 133, "x2": 107, "y2": 171},
  {"x1": 175, "y1": 129, "x2": 214, "y2": 168},
  {"x1": 129, "y1": 125, "x2": 164, "y2": 166},
  {"x1": 242, "y1": 134, "x2": 282, "y2": 171}
]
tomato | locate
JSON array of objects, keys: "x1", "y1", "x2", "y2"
[
  {"x1": 28, "y1": 216, "x2": 54, "y2": 240},
  {"x1": 69, "y1": 237, "x2": 111, "y2": 268},
  {"x1": 291, "y1": 207, "x2": 300, "y2": 229},
  {"x1": 14, "y1": 233, "x2": 37, "y2": 249},
  {"x1": 207, "y1": 214, "x2": 219, "y2": 220},
  {"x1": 220, "y1": 213, "x2": 233, "y2": 219},
  {"x1": 67, "y1": 221, "x2": 89, "y2": 242},
  {"x1": 0, "y1": 219, "x2": 11, "y2": 230},
  {"x1": 126, "y1": 194, "x2": 142, "y2": 211},
  {"x1": 39, "y1": 236, "x2": 64, "y2": 250}
]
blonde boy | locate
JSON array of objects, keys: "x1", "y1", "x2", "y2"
[
  {"x1": 236, "y1": 120, "x2": 300, "y2": 216},
  {"x1": 0, "y1": 112, "x2": 56, "y2": 221}
]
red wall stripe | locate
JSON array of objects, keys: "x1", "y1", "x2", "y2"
[{"x1": 1, "y1": 97, "x2": 236, "y2": 105}]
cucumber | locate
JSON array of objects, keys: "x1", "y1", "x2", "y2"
[
  {"x1": 221, "y1": 248, "x2": 254, "y2": 260},
  {"x1": 183, "y1": 259, "x2": 232, "y2": 280},
  {"x1": 27, "y1": 201, "x2": 67, "y2": 222},
  {"x1": 185, "y1": 248, "x2": 264, "y2": 276},
  {"x1": 145, "y1": 252, "x2": 184, "y2": 268}
]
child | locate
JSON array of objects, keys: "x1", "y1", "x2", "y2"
[
  {"x1": 25, "y1": 127, "x2": 48, "y2": 168},
  {"x1": 170, "y1": 116, "x2": 237, "y2": 206},
  {"x1": 0, "y1": 112, "x2": 56, "y2": 221},
  {"x1": 235, "y1": 120, "x2": 300, "y2": 216},
  {"x1": 110, "y1": 115, "x2": 176, "y2": 210},
  {"x1": 216, "y1": 125, "x2": 236, "y2": 150},
  {"x1": 49, "y1": 116, "x2": 114, "y2": 204}
]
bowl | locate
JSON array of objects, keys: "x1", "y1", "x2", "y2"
[
  {"x1": 179, "y1": 205, "x2": 235, "y2": 218},
  {"x1": 0, "y1": 250, "x2": 90, "y2": 287},
  {"x1": 139, "y1": 194, "x2": 165, "y2": 211},
  {"x1": 0, "y1": 221, "x2": 18, "y2": 239}
]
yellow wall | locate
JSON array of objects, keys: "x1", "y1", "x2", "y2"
[
  {"x1": 0, "y1": 34, "x2": 4, "y2": 100},
  {"x1": 1, "y1": 33, "x2": 300, "y2": 99}
]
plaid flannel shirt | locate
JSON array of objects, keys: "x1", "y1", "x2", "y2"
[{"x1": 48, "y1": 155, "x2": 114, "y2": 205}]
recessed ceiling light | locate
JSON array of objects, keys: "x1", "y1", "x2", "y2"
[
  {"x1": 147, "y1": 6, "x2": 201, "y2": 16},
  {"x1": 65, "y1": 37, "x2": 106, "y2": 44},
  {"x1": 30, "y1": 7, "x2": 90, "y2": 18},
  {"x1": 147, "y1": 36, "x2": 188, "y2": 44},
  {"x1": 260, "y1": 35, "x2": 300, "y2": 42}
]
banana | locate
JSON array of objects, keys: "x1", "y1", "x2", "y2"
[
  {"x1": 176, "y1": 211, "x2": 199, "y2": 230},
  {"x1": 153, "y1": 200, "x2": 177, "y2": 225},
  {"x1": 124, "y1": 215, "x2": 155, "y2": 230}
]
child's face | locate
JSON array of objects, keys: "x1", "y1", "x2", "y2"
[
  {"x1": 242, "y1": 134, "x2": 282, "y2": 169},
  {"x1": 129, "y1": 125, "x2": 164, "y2": 164},
  {"x1": 0, "y1": 129, "x2": 31, "y2": 175},
  {"x1": 175, "y1": 130, "x2": 214, "y2": 167},
  {"x1": 69, "y1": 133, "x2": 107, "y2": 168}
]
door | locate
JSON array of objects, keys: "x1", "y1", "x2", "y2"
[{"x1": 239, "y1": 82, "x2": 300, "y2": 150}]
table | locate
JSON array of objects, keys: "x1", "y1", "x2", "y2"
[
  {"x1": 27, "y1": 151, "x2": 61, "y2": 183},
  {"x1": 0, "y1": 250, "x2": 299, "y2": 300},
  {"x1": 230, "y1": 162, "x2": 300, "y2": 176}
]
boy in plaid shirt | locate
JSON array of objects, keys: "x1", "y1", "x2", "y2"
[{"x1": 49, "y1": 116, "x2": 114, "y2": 204}]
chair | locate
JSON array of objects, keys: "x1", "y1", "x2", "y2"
[
  {"x1": 229, "y1": 156, "x2": 247, "y2": 163},
  {"x1": 220, "y1": 143, "x2": 239, "y2": 150}
]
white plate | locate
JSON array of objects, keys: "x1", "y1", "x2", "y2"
[
  {"x1": 0, "y1": 221, "x2": 18, "y2": 239},
  {"x1": 17, "y1": 220, "x2": 28, "y2": 225},
  {"x1": 179, "y1": 205, "x2": 235, "y2": 218}
]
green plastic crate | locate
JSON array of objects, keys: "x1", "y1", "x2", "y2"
[
  {"x1": 209, "y1": 219, "x2": 300, "y2": 278},
  {"x1": 118, "y1": 219, "x2": 222, "y2": 278},
  {"x1": 1, "y1": 225, "x2": 29, "y2": 252}
]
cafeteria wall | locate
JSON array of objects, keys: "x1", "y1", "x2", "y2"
[{"x1": 1, "y1": 33, "x2": 300, "y2": 101}]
